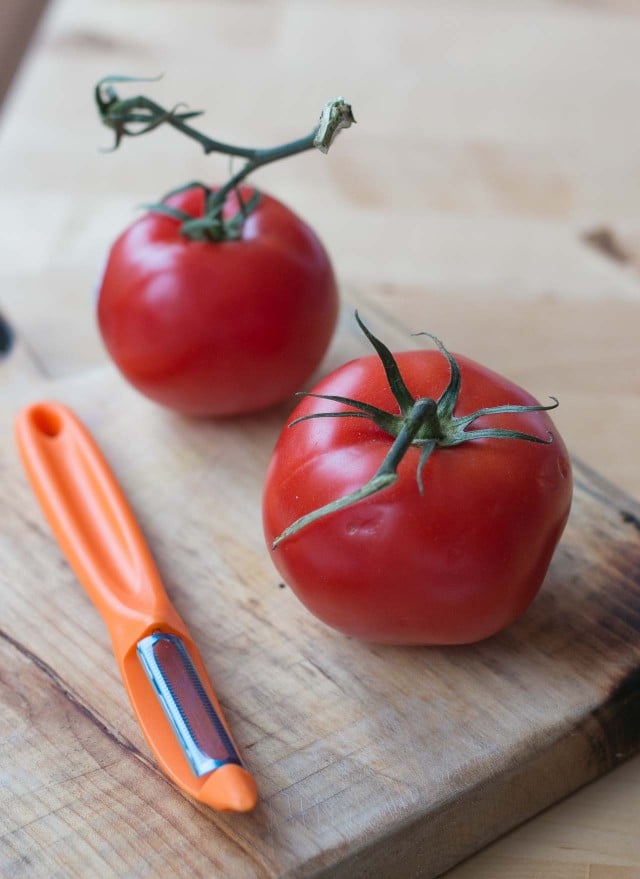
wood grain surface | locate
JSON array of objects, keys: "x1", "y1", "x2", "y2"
[
  {"x1": 0, "y1": 316, "x2": 639, "y2": 879},
  {"x1": 1, "y1": 0, "x2": 640, "y2": 877}
]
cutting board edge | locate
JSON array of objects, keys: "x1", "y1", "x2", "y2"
[
  {"x1": 304, "y1": 687, "x2": 640, "y2": 879},
  {"x1": 572, "y1": 455, "x2": 640, "y2": 521}
]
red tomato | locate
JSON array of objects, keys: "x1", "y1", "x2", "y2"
[
  {"x1": 263, "y1": 331, "x2": 572, "y2": 645},
  {"x1": 97, "y1": 186, "x2": 338, "y2": 416}
]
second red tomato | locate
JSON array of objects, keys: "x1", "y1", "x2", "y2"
[{"x1": 97, "y1": 186, "x2": 338, "y2": 416}]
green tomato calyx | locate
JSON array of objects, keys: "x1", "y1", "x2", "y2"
[
  {"x1": 272, "y1": 312, "x2": 558, "y2": 548},
  {"x1": 140, "y1": 183, "x2": 262, "y2": 243}
]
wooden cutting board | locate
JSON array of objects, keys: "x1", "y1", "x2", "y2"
[{"x1": 1, "y1": 306, "x2": 639, "y2": 879}]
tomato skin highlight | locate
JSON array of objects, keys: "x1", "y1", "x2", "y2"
[
  {"x1": 263, "y1": 349, "x2": 573, "y2": 645},
  {"x1": 97, "y1": 187, "x2": 338, "y2": 416}
]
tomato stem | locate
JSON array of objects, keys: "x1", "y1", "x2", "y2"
[
  {"x1": 272, "y1": 314, "x2": 560, "y2": 548},
  {"x1": 273, "y1": 399, "x2": 438, "y2": 549},
  {"x1": 95, "y1": 76, "x2": 355, "y2": 241},
  {"x1": 380, "y1": 399, "x2": 438, "y2": 473}
]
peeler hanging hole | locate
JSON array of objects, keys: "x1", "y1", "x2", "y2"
[{"x1": 30, "y1": 405, "x2": 63, "y2": 438}]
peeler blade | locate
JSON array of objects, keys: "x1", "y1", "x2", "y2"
[{"x1": 137, "y1": 632, "x2": 241, "y2": 778}]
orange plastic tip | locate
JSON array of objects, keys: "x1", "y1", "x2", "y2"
[{"x1": 200, "y1": 764, "x2": 259, "y2": 812}]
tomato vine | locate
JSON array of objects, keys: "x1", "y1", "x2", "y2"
[{"x1": 95, "y1": 76, "x2": 355, "y2": 241}]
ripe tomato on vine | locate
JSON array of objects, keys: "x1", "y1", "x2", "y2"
[{"x1": 94, "y1": 77, "x2": 354, "y2": 415}]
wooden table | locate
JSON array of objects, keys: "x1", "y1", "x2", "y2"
[{"x1": 1, "y1": 1, "x2": 639, "y2": 877}]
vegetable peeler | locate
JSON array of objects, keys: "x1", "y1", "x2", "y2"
[{"x1": 15, "y1": 401, "x2": 258, "y2": 813}]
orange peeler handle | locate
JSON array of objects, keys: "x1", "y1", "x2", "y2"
[
  {"x1": 16, "y1": 401, "x2": 258, "y2": 813},
  {"x1": 15, "y1": 402, "x2": 186, "y2": 654}
]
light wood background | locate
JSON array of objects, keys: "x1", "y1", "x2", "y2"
[{"x1": 1, "y1": 1, "x2": 639, "y2": 877}]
